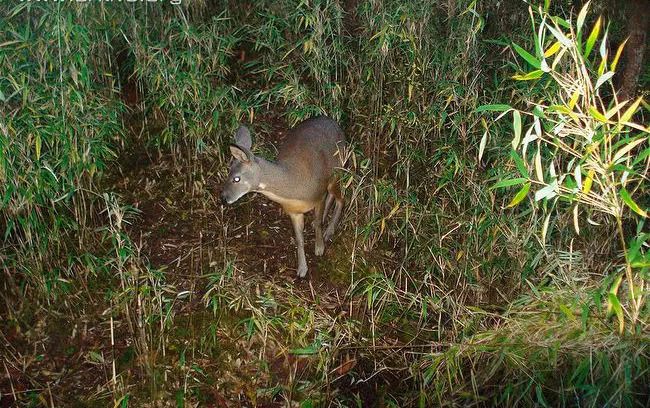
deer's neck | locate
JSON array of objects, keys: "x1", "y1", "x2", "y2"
[{"x1": 255, "y1": 157, "x2": 295, "y2": 200}]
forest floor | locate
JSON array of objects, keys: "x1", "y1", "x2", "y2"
[{"x1": 1, "y1": 118, "x2": 399, "y2": 406}]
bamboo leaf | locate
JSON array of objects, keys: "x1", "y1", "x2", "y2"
[
  {"x1": 583, "y1": 169, "x2": 595, "y2": 194},
  {"x1": 610, "y1": 38, "x2": 628, "y2": 71},
  {"x1": 512, "y1": 110, "x2": 522, "y2": 149},
  {"x1": 535, "y1": 145, "x2": 544, "y2": 182},
  {"x1": 478, "y1": 130, "x2": 488, "y2": 162},
  {"x1": 512, "y1": 42, "x2": 541, "y2": 69},
  {"x1": 607, "y1": 293, "x2": 624, "y2": 335},
  {"x1": 543, "y1": 41, "x2": 562, "y2": 57},
  {"x1": 576, "y1": 1, "x2": 591, "y2": 35},
  {"x1": 491, "y1": 177, "x2": 529, "y2": 189},
  {"x1": 476, "y1": 104, "x2": 512, "y2": 113},
  {"x1": 620, "y1": 97, "x2": 642, "y2": 123},
  {"x1": 573, "y1": 204, "x2": 580, "y2": 234},
  {"x1": 535, "y1": 180, "x2": 558, "y2": 201},
  {"x1": 541, "y1": 212, "x2": 552, "y2": 243},
  {"x1": 511, "y1": 149, "x2": 530, "y2": 177},
  {"x1": 588, "y1": 106, "x2": 608, "y2": 122},
  {"x1": 507, "y1": 182, "x2": 531, "y2": 208},
  {"x1": 594, "y1": 71, "x2": 614, "y2": 90},
  {"x1": 512, "y1": 70, "x2": 544, "y2": 81},
  {"x1": 584, "y1": 16, "x2": 602, "y2": 59},
  {"x1": 620, "y1": 188, "x2": 648, "y2": 217},
  {"x1": 611, "y1": 137, "x2": 647, "y2": 165}
]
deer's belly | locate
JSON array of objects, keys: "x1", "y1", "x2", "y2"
[{"x1": 260, "y1": 191, "x2": 318, "y2": 214}]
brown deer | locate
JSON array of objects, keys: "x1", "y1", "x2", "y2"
[{"x1": 220, "y1": 116, "x2": 346, "y2": 278}]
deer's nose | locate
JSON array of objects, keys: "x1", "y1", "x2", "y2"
[{"x1": 220, "y1": 193, "x2": 228, "y2": 205}]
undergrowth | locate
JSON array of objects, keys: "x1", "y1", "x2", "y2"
[{"x1": 0, "y1": 0, "x2": 647, "y2": 406}]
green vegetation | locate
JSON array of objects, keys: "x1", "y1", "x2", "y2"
[{"x1": 1, "y1": 0, "x2": 647, "y2": 406}]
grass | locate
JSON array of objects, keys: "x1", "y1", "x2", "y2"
[{"x1": 1, "y1": 0, "x2": 648, "y2": 406}]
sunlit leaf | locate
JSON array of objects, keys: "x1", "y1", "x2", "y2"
[
  {"x1": 576, "y1": 1, "x2": 591, "y2": 35},
  {"x1": 611, "y1": 137, "x2": 646, "y2": 165},
  {"x1": 620, "y1": 97, "x2": 642, "y2": 123},
  {"x1": 583, "y1": 169, "x2": 595, "y2": 194},
  {"x1": 594, "y1": 71, "x2": 614, "y2": 90},
  {"x1": 588, "y1": 107, "x2": 608, "y2": 123},
  {"x1": 512, "y1": 70, "x2": 544, "y2": 81},
  {"x1": 535, "y1": 180, "x2": 558, "y2": 201},
  {"x1": 584, "y1": 16, "x2": 602, "y2": 59},
  {"x1": 610, "y1": 38, "x2": 628, "y2": 71},
  {"x1": 478, "y1": 130, "x2": 488, "y2": 162},
  {"x1": 543, "y1": 41, "x2": 562, "y2": 57}
]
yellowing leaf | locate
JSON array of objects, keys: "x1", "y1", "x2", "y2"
[
  {"x1": 507, "y1": 182, "x2": 531, "y2": 208},
  {"x1": 544, "y1": 41, "x2": 562, "y2": 57},
  {"x1": 568, "y1": 90, "x2": 581, "y2": 110},
  {"x1": 610, "y1": 38, "x2": 628, "y2": 71},
  {"x1": 512, "y1": 70, "x2": 544, "y2": 81},
  {"x1": 588, "y1": 106, "x2": 608, "y2": 122},
  {"x1": 35, "y1": 135, "x2": 41, "y2": 160},
  {"x1": 620, "y1": 97, "x2": 643, "y2": 123},
  {"x1": 583, "y1": 169, "x2": 595, "y2": 194},
  {"x1": 584, "y1": 16, "x2": 602, "y2": 58},
  {"x1": 611, "y1": 137, "x2": 647, "y2": 165}
]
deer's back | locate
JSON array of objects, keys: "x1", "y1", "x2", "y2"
[{"x1": 277, "y1": 116, "x2": 345, "y2": 198}]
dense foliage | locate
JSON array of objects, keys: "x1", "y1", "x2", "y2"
[{"x1": 1, "y1": 0, "x2": 647, "y2": 406}]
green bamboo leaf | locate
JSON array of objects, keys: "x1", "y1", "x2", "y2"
[
  {"x1": 620, "y1": 188, "x2": 648, "y2": 217},
  {"x1": 506, "y1": 182, "x2": 531, "y2": 208},
  {"x1": 607, "y1": 293, "x2": 624, "y2": 335},
  {"x1": 584, "y1": 16, "x2": 602, "y2": 59},
  {"x1": 476, "y1": 104, "x2": 512, "y2": 113},
  {"x1": 491, "y1": 178, "x2": 528, "y2": 189},
  {"x1": 510, "y1": 149, "x2": 529, "y2": 177},
  {"x1": 512, "y1": 42, "x2": 541, "y2": 69}
]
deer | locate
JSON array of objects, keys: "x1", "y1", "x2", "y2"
[{"x1": 220, "y1": 116, "x2": 346, "y2": 278}]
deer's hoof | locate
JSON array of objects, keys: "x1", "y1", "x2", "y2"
[
  {"x1": 297, "y1": 264, "x2": 308, "y2": 278},
  {"x1": 315, "y1": 242, "x2": 325, "y2": 256},
  {"x1": 323, "y1": 228, "x2": 334, "y2": 242}
]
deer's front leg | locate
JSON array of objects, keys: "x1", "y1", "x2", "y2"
[{"x1": 288, "y1": 212, "x2": 308, "y2": 278}]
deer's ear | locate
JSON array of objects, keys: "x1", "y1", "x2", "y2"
[
  {"x1": 229, "y1": 144, "x2": 252, "y2": 163},
  {"x1": 234, "y1": 126, "x2": 252, "y2": 150}
]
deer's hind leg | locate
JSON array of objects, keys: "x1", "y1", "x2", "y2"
[
  {"x1": 313, "y1": 198, "x2": 325, "y2": 256},
  {"x1": 323, "y1": 180, "x2": 343, "y2": 242},
  {"x1": 323, "y1": 193, "x2": 334, "y2": 223}
]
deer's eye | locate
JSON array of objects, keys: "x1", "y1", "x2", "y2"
[{"x1": 233, "y1": 176, "x2": 240, "y2": 183}]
